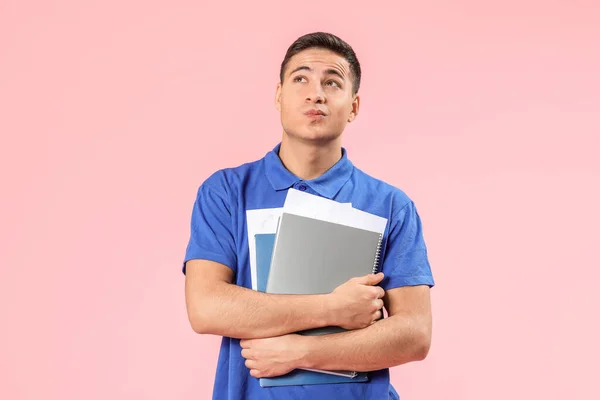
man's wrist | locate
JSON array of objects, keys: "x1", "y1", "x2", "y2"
[
  {"x1": 295, "y1": 334, "x2": 319, "y2": 370},
  {"x1": 316, "y1": 293, "x2": 337, "y2": 328}
]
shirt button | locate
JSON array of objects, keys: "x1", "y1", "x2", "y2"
[{"x1": 298, "y1": 184, "x2": 307, "y2": 191}]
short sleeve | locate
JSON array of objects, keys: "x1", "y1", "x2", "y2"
[
  {"x1": 182, "y1": 182, "x2": 237, "y2": 275},
  {"x1": 380, "y1": 200, "x2": 435, "y2": 291}
]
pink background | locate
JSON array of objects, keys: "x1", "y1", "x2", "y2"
[{"x1": 1, "y1": 1, "x2": 599, "y2": 399}]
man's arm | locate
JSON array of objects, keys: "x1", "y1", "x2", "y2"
[
  {"x1": 185, "y1": 259, "x2": 386, "y2": 340},
  {"x1": 240, "y1": 285, "x2": 431, "y2": 377},
  {"x1": 299, "y1": 285, "x2": 432, "y2": 371}
]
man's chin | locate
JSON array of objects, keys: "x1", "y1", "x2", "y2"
[{"x1": 285, "y1": 129, "x2": 342, "y2": 144}]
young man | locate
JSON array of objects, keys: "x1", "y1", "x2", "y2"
[{"x1": 182, "y1": 32, "x2": 435, "y2": 400}]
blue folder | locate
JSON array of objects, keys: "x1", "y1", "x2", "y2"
[
  {"x1": 259, "y1": 368, "x2": 368, "y2": 388},
  {"x1": 255, "y1": 233, "x2": 276, "y2": 293},
  {"x1": 254, "y1": 233, "x2": 369, "y2": 387}
]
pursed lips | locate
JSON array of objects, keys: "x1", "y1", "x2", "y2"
[{"x1": 304, "y1": 109, "x2": 327, "y2": 116}]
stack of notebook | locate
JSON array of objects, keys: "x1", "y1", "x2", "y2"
[{"x1": 246, "y1": 189, "x2": 388, "y2": 388}]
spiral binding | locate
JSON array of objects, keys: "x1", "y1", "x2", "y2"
[{"x1": 372, "y1": 233, "x2": 383, "y2": 274}]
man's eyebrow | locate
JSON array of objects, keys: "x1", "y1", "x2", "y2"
[
  {"x1": 289, "y1": 66, "x2": 346, "y2": 81},
  {"x1": 289, "y1": 65, "x2": 312, "y2": 76},
  {"x1": 324, "y1": 69, "x2": 345, "y2": 80}
]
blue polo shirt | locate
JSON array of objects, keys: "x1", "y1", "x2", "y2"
[{"x1": 182, "y1": 143, "x2": 434, "y2": 400}]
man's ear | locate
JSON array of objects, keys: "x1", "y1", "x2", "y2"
[
  {"x1": 275, "y1": 82, "x2": 282, "y2": 112},
  {"x1": 348, "y1": 94, "x2": 360, "y2": 123}
]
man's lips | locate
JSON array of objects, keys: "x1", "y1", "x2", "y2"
[{"x1": 304, "y1": 109, "x2": 326, "y2": 116}]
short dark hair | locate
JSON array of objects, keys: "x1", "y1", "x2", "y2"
[{"x1": 279, "y1": 32, "x2": 362, "y2": 95}]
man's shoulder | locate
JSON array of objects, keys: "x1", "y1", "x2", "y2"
[
  {"x1": 352, "y1": 166, "x2": 413, "y2": 213},
  {"x1": 197, "y1": 155, "x2": 266, "y2": 195}
]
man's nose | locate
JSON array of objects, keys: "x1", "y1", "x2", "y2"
[{"x1": 306, "y1": 83, "x2": 325, "y2": 103}]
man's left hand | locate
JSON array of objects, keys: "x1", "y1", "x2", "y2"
[{"x1": 240, "y1": 334, "x2": 308, "y2": 378}]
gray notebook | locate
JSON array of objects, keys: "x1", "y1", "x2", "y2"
[{"x1": 266, "y1": 212, "x2": 384, "y2": 335}]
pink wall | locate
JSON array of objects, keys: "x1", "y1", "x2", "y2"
[{"x1": 1, "y1": 1, "x2": 599, "y2": 399}]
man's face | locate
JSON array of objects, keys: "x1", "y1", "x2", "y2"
[{"x1": 276, "y1": 48, "x2": 359, "y2": 143}]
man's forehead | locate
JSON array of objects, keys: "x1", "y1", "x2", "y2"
[{"x1": 287, "y1": 49, "x2": 350, "y2": 75}]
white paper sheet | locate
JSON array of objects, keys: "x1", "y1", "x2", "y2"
[
  {"x1": 283, "y1": 188, "x2": 388, "y2": 234},
  {"x1": 246, "y1": 208, "x2": 283, "y2": 291}
]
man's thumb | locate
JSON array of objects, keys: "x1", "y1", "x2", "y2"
[{"x1": 360, "y1": 272, "x2": 384, "y2": 285}]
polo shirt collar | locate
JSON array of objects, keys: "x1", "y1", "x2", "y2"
[{"x1": 264, "y1": 143, "x2": 354, "y2": 199}]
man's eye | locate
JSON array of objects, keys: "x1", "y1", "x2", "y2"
[
  {"x1": 293, "y1": 76, "x2": 306, "y2": 82},
  {"x1": 326, "y1": 80, "x2": 340, "y2": 87}
]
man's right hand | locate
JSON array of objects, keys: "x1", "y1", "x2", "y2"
[{"x1": 328, "y1": 272, "x2": 386, "y2": 330}]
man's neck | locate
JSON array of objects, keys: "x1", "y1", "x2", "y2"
[{"x1": 278, "y1": 134, "x2": 343, "y2": 181}]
